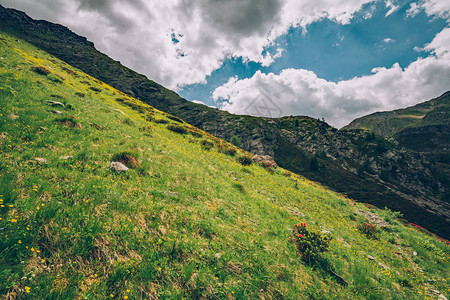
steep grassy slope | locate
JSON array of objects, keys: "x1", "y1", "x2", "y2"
[
  {"x1": 1, "y1": 33, "x2": 450, "y2": 300},
  {"x1": 1, "y1": 5, "x2": 448, "y2": 239}
]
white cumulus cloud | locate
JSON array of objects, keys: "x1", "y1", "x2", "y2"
[
  {"x1": 1, "y1": 0, "x2": 375, "y2": 90},
  {"x1": 407, "y1": 0, "x2": 450, "y2": 20},
  {"x1": 213, "y1": 27, "x2": 450, "y2": 128},
  {"x1": 385, "y1": 0, "x2": 399, "y2": 17}
]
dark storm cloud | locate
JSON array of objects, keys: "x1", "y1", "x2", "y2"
[
  {"x1": 200, "y1": 0, "x2": 283, "y2": 36},
  {"x1": 74, "y1": 0, "x2": 153, "y2": 32}
]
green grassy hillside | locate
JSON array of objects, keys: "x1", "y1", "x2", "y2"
[
  {"x1": 1, "y1": 4, "x2": 448, "y2": 239},
  {"x1": 1, "y1": 33, "x2": 449, "y2": 299}
]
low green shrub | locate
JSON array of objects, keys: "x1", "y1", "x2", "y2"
[
  {"x1": 218, "y1": 144, "x2": 237, "y2": 156},
  {"x1": 383, "y1": 207, "x2": 403, "y2": 224},
  {"x1": 167, "y1": 115, "x2": 183, "y2": 123},
  {"x1": 358, "y1": 222, "x2": 379, "y2": 239},
  {"x1": 237, "y1": 156, "x2": 253, "y2": 166},
  {"x1": 48, "y1": 74, "x2": 63, "y2": 83},
  {"x1": 233, "y1": 182, "x2": 245, "y2": 193},
  {"x1": 123, "y1": 118, "x2": 134, "y2": 126},
  {"x1": 292, "y1": 223, "x2": 331, "y2": 261},
  {"x1": 231, "y1": 135, "x2": 241, "y2": 147},
  {"x1": 201, "y1": 140, "x2": 214, "y2": 150},
  {"x1": 145, "y1": 115, "x2": 155, "y2": 122},
  {"x1": 89, "y1": 87, "x2": 102, "y2": 92},
  {"x1": 153, "y1": 119, "x2": 169, "y2": 124},
  {"x1": 31, "y1": 66, "x2": 51, "y2": 75},
  {"x1": 139, "y1": 125, "x2": 153, "y2": 135},
  {"x1": 260, "y1": 161, "x2": 276, "y2": 171},
  {"x1": 167, "y1": 124, "x2": 187, "y2": 134},
  {"x1": 188, "y1": 129, "x2": 203, "y2": 138}
]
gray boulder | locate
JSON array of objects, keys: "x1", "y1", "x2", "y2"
[
  {"x1": 47, "y1": 100, "x2": 65, "y2": 107},
  {"x1": 252, "y1": 155, "x2": 278, "y2": 168},
  {"x1": 109, "y1": 162, "x2": 129, "y2": 173}
]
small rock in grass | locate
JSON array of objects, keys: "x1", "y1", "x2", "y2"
[
  {"x1": 214, "y1": 253, "x2": 222, "y2": 259},
  {"x1": 167, "y1": 191, "x2": 179, "y2": 198},
  {"x1": 60, "y1": 156, "x2": 73, "y2": 160},
  {"x1": 392, "y1": 251, "x2": 402, "y2": 258},
  {"x1": 109, "y1": 162, "x2": 129, "y2": 173},
  {"x1": 430, "y1": 289, "x2": 441, "y2": 295},
  {"x1": 232, "y1": 177, "x2": 238, "y2": 181},
  {"x1": 47, "y1": 100, "x2": 64, "y2": 107},
  {"x1": 35, "y1": 157, "x2": 47, "y2": 164},
  {"x1": 52, "y1": 110, "x2": 62, "y2": 114},
  {"x1": 412, "y1": 251, "x2": 417, "y2": 256}
]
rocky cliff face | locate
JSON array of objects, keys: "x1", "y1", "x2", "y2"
[
  {"x1": 1, "y1": 4, "x2": 448, "y2": 238},
  {"x1": 343, "y1": 92, "x2": 450, "y2": 209}
]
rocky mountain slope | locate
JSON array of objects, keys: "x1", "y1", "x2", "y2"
[
  {"x1": 344, "y1": 92, "x2": 450, "y2": 139},
  {"x1": 1, "y1": 31, "x2": 450, "y2": 299},
  {"x1": 344, "y1": 92, "x2": 450, "y2": 206},
  {"x1": 1, "y1": 5, "x2": 448, "y2": 239}
]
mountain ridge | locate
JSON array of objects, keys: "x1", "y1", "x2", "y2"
[{"x1": 343, "y1": 91, "x2": 450, "y2": 137}]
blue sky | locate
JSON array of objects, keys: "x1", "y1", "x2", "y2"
[
  {"x1": 3, "y1": 0, "x2": 449, "y2": 127},
  {"x1": 179, "y1": 1, "x2": 447, "y2": 109}
]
